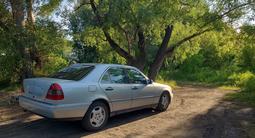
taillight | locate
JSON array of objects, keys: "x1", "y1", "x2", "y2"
[{"x1": 46, "y1": 83, "x2": 64, "y2": 100}]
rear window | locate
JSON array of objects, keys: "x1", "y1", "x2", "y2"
[{"x1": 49, "y1": 65, "x2": 94, "y2": 81}]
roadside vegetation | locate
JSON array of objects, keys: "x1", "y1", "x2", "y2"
[{"x1": 0, "y1": 0, "x2": 255, "y2": 106}]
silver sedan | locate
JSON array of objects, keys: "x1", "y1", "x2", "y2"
[{"x1": 19, "y1": 63, "x2": 173, "y2": 131}]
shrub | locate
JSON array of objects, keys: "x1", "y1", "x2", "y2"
[
  {"x1": 226, "y1": 74, "x2": 255, "y2": 107},
  {"x1": 34, "y1": 55, "x2": 68, "y2": 76},
  {"x1": 228, "y1": 71, "x2": 255, "y2": 87},
  {"x1": 241, "y1": 45, "x2": 255, "y2": 70},
  {"x1": 243, "y1": 77, "x2": 255, "y2": 92}
]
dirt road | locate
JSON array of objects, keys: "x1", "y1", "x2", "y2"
[{"x1": 0, "y1": 86, "x2": 254, "y2": 138}]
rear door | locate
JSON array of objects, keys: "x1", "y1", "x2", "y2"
[
  {"x1": 99, "y1": 67, "x2": 132, "y2": 112},
  {"x1": 126, "y1": 68, "x2": 155, "y2": 108}
]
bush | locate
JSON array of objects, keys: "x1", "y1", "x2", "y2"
[
  {"x1": 226, "y1": 74, "x2": 255, "y2": 107},
  {"x1": 243, "y1": 77, "x2": 255, "y2": 92},
  {"x1": 241, "y1": 45, "x2": 255, "y2": 70},
  {"x1": 226, "y1": 92, "x2": 255, "y2": 107},
  {"x1": 164, "y1": 67, "x2": 232, "y2": 85},
  {"x1": 34, "y1": 55, "x2": 68, "y2": 76},
  {"x1": 228, "y1": 71, "x2": 255, "y2": 87}
]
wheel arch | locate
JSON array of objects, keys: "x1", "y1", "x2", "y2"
[
  {"x1": 91, "y1": 98, "x2": 111, "y2": 113},
  {"x1": 160, "y1": 88, "x2": 173, "y2": 103},
  {"x1": 162, "y1": 87, "x2": 173, "y2": 98}
]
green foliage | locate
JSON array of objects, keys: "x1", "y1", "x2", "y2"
[
  {"x1": 0, "y1": 1, "x2": 20, "y2": 82},
  {"x1": 164, "y1": 68, "x2": 231, "y2": 84},
  {"x1": 226, "y1": 74, "x2": 255, "y2": 107},
  {"x1": 71, "y1": 41, "x2": 100, "y2": 63},
  {"x1": 240, "y1": 45, "x2": 255, "y2": 70},
  {"x1": 40, "y1": 0, "x2": 62, "y2": 16},
  {"x1": 228, "y1": 71, "x2": 255, "y2": 87},
  {"x1": 160, "y1": 25, "x2": 255, "y2": 87},
  {"x1": 39, "y1": 54, "x2": 68, "y2": 75},
  {"x1": 70, "y1": 0, "x2": 217, "y2": 64},
  {"x1": 226, "y1": 92, "x2": 255, "y2": 107},
  {"x1": 33, "y1": 19, "x2": 71, "y2": 76},
  {"x1": 0, "y1": 13, "x2": 71, "y2": 81},
  {"x1": 243, "y1": 77, "x2": 255, "y2": 92}
]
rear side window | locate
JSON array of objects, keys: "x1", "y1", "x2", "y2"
[
  {"x1": 49, "y1": 65, "x2": 94, "y2": 81},
  {"x1": 101, "y1": 72, "x2": 111, "y2": 84},
  {"x1": 101, "y1": 67, "x2": 128, "y2": 84}
]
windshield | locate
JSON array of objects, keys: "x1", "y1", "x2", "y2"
[{"x1": 49, "y1": 65, "x2": 94, "y2": 81}]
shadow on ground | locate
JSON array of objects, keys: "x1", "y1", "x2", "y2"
[
  {"x1": 0, "y1": 108, "x2": 159, "y2": 138},
  {"x1": 153, "y1": 100, "x2": 255, "y2": 138},
  {"x1": 1, "y1": 86, "x2": 255, "y2": 138}
]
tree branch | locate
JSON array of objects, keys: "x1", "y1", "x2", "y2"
[
  {"x1": 74, "y1": 0, "x2": 91, "y2": 11},
  {"x1": 219, "y1": 2, "x2": 251, "y2": 19},
  {"x1": 200, "y1": 2, "x2": 252, "y2": 28},
  {"x1": 116, "y1": 23, "x2": 131, "y2": 54},
  {"x1": 103, "y1": 31, "x2": 134, "y2": 61},
  {"x1": 89, "y1": 0, "x2": 134, "y2": 61},
  {"x1": 157, "y1": 25, "x2": 173, "y2": 55},
  {"x1": 165, "y1": 28, "x2": 213, "y2": 56}
]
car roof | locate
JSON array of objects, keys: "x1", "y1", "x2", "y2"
[{"x1": 71, "y1": 63, "x2": 136, "y2": 69}]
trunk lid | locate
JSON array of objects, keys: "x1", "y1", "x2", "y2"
[{"x1": 23, "y1": 78, "x2": 73, "y2": 103}]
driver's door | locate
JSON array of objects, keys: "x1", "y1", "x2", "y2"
[{"x1": 126, "y1": 68, "x2": 155, "y2": 108}]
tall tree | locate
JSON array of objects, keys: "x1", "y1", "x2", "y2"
[
  {"x1": 72, "y1": 0, "x2": 254, "y2": 80},
  {"x1": 9, "y1": 0, "x2": 33, "y2": 79},
  {"x1": 7, "y1": 0, "x2": 63, "y2": 80}
]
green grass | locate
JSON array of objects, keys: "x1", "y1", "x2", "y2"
[
  {"x1": 226, "y1": 91, "x2": 255, "y2": 107},
  {"x1": 218, "y1": 85, "x2": 240, "y2": 91},
  {"x1": 0, "y1": 83, "x2": 20, "y2": 93}
]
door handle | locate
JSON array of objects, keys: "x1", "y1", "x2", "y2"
[
  {"x1": 105, "y1": 87, "x2": 114, "y2": 91},
  {"x1": 131, "y1": 86, "x2": 138, "y2": 90}
]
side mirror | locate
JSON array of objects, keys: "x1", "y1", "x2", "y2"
[
  {"x1": 141, "y1": 79, "x2": 153, "y2": 85},
  {"x1": 147, "y1": 79, "x2": 153, "y2": 84}
]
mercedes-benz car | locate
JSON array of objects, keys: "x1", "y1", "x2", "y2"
[{"x1": 19, "y1": 63, "x2": 173, "y2": 131}]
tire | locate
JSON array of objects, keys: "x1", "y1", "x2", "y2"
[
  {"x1": 81, "y1": 102, "x2": 109, "y2": 131},
  {"x1": 156, "y1": 91, "x2": 171, "y2": 111}
]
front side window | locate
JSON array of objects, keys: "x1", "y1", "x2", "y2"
[
  {"x1": 126, "y1": 68, "x2": 147, "y2": 84},
  {"x1": 101, "y1": 67, "x2": 128, "y2": 84}
]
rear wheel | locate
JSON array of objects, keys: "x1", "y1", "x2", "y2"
[
  {"x1": 81, "y1": 102, "x2": 109, "y2": 131},
  {"x1": 156, "y1": 91, "x2": 171, "y2": 111}
]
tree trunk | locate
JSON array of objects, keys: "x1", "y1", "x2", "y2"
[
  {"x1": 148, "y1": 26, "x2": 211, "y2": 80},
  {"x1": 135, "y1": 28, "x2": 146, "y2": 71},
  {"x1": 10, "y1": 0, "x2": 25, "y2": 27},
  {"x1": 26, "y1": 0, "x2": 35, "y2": 24},
  {"x1": 26, "y1": 0, "x2": 42, "y2": 69},
  {"x1": 10, "y1": 0, "x2": 33, "y2": 80},
  {"x1": 148, "y1": 25, "x2": 173, "y2": 80}
]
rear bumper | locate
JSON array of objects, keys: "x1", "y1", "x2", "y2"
[{"x1": 19, "y1": 96, "x2": 90, "y2": 119}]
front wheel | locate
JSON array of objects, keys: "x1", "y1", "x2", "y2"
[
  {"x1": 81, "y1": 102, "x2": 109, "y2": 131},
  {"x1": 156, "y1": 91, "x2": 171, "y2": 111}
]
